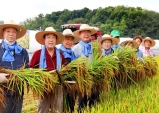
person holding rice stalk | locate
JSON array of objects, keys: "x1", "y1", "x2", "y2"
[
  {"x1": 98, "y1": 34, "x2": 118, "y2": 56},
  {"x1": 72, "y1": 24, "x2": 96, "y2": 112},
  {"x1": 111, "y1": 30, "x2": 121, "y2": 50},
  {"x1": 58, "y1": 29, "x2": 80, "y2": 65},
  {"x1": 140, "y1": 37, "x2": 156, "y2": 57},
  {"x1": 57, "y1": 29, "x2": 80, "y2": 112},
  {"x1": 29, "y1": 27, "x2": 65, "y2": 113},
  {"x1": 0, "y1": 20, "x2": 29, "y2": 113},
  {"x1": 133, "y1": 36, "x2": 143, "y2": 58}
]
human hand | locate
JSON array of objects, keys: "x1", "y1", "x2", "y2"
[{"x1": 0, "y1": 73, "x2": 9, "y2": 83}]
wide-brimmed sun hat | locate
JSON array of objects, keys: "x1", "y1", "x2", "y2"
[
  {"x1": 0, "y1": 20, "x2": 26, "y2": 39},
  {"x1": 98, "y1": 34, "x2": 118, "y2": 45},
  {"x1": 120, "y1": 38, "x2": 139, "y2": 49},
  {"x1": 73, "y1": 24, "x2": 97, "y2": 36},
  {"x1": 141, "y1": 37, "x2": 156, "y2": 47},
  {"x1": 62, "y1": 29, "x2": 80, "y2": 43},
  {"x1": 35, "y1": 27, "x2": 64, "y2": 45}
]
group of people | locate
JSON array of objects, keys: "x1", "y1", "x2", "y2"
[{"x1": 0, "y1": 20, "x2": 156, "y2": 113}]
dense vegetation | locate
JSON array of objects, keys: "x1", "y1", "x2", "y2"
[{"x1": 22, "y1": 5, "x2": 159, "y2": 39}]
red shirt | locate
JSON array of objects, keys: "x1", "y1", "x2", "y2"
[{"x1": 29, "y1": 49, "x2": 65, "y2": 71}]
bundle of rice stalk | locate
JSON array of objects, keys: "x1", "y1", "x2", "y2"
[
  {"x1": 112, "y1": 46, "x2": 138, "y2": 86},
  {"x1": 143, "y1": 56, "x2": 158, "y2": 78},
  {"x1": 59, "y1": 57, "x2": 93, "y2": 97},
  {"x1": 0, "y1": 88, "x2": 5, "y2": 112},
  {"x1": 0, "y1": 66, "x2": 59, "y2": 97},
  {"x1": 88, "y1": 41, "x2": 119, "y2": 94},
  {"x1": 91, "y1": 41, "x2": 102, "y2": 58},
  {"x1": 133, "y1": 58, "x2": 146, "y2": 82},
  {"x1": 88, "y1": 54, "x2": 119, "y2": 93}
]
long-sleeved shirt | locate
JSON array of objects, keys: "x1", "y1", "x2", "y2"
[
  {"x1": 140, "y1": 48, "x2": 155, "y2": 57},
  {"x1": 30, "y1": 49, "x2": 65, "y2": 71}
]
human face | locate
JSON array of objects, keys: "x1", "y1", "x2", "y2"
[
  {"x1": 135, "y1": 38, "x2": 142, "y2": 45},
  {"x1": 79, "y1": 30, "x2": 91, "y2": 43},
  {"x1": 144, "y1": 40, "x2": 151, "y2": 48},
  {"x1": 44, "y1": 33, "x2": 56, "y2": 50},
  {"x1": 102, "y1": 39, "x2": 112, "y2": 50},
  {"x1": 3, "y1": 27, "x2": 17, "y2": 43},
  {"x1": 63, "y1": 36, "x2": 74, "y2": 49},
  {"x1": 115, "y1": 36, "x2": 120, "y2": 43}
]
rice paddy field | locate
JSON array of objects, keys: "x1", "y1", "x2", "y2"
[{"x1": 22, "y1": 56, "x2": 159, "y2": 113}]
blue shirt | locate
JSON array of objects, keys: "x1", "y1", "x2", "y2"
[
  {"x1": 137, "y1": 48, "x2": 143, "y2": 58},
  {"x1": 111, "y1": 44, "x2": 121, "y2": 50}
]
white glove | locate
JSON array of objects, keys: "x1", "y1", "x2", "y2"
[{"x1": 0, "y1": 73, "x2": 9, "y2": 83}]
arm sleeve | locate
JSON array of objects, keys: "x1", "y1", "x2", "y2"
[
  {"x1": 24, "y1": 49, "x2": 30, "y2": 68},
  {"x1": 29, "y1": 51, "x2": 39, "y2": 68}
]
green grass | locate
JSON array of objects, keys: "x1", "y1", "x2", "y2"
[{"x1": 22, "y1": 56, "x2": 159, "y2": 113}]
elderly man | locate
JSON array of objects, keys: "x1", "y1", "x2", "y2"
[
  {"x1": 58, "y1": 29, "x2": 80, "y2": 65},
  {"x1": 29, "y1": 27, "x2": 65, "y2": 113},
  {"x1": 0, "y1": 20, "x2": 29, "y2": 113},
  {"x1": 72, "y1": 24, "x2": 96, "y2": 60},
  {"x1": 56, "y1": 29, "x2": 80, "y2": 112},
  {"x1": 72, "y1": 24, "x2": 96, "y2": 112}
]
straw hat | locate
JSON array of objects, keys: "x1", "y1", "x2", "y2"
[
  {"x1": 35, "y1": 27, "x2": 64, "y2": 45},
  {"x1": 141, "y1": 37, "x2": 156, "y2": 47},
  {"x1": 0, "y1": 20, "x2": 26, "y2": 39},
  {"x1": 98, "y1": 34, "x2": 118, "y2": 45},
  {"x1": 120, "y1": 38, "x2": 139, "y2": 49},
  {"x1": 133, "y1": 36, "x2": 143, "y2": 42},
  {"x1": 73, "y1": 24, "x2": 97, "y2": 36},
  {"x1": 62, "y1": 29, "x2": 80, "y2": 43}
]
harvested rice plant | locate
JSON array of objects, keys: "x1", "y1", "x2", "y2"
[{"x1": 0, "y1": 42, "x2": 158, "y2": 113}]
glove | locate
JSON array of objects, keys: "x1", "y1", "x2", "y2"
[{"x1": 0, "y1": 73, "x2": 9, "y2": 83}]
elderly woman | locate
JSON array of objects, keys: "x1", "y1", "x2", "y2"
[
  {"x1": 0, "y1": 20, "x2": 29, "y2": 113},
  {"x1": 133, "y1": 36, "x2": 143, "y2": 58},
  {"x1": 140, "y1": 37, "x2": 156, "y2": 57},
  {"x1": 29, "y1": 27, "x2": 65, "y2": 113},
  {"x1": 98, "y1": 34, "x2": 118, "y2": 56}
]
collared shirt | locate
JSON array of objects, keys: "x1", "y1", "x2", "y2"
[
  {"x1": 102, "y1": 48, "x2": 114, "y2": 56},
  {"x1": 141, "y1": 48, "x2": 155, "y2": 57},
  {"x1": 30, "y1": 49, "x2": 65, "y2": 71},
  {"x1": 72, "y1": 43, "x2": 93, "y2": 61},
  {"x1": 111, "y1": 43, "x2": 121, "y2": 50}
]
